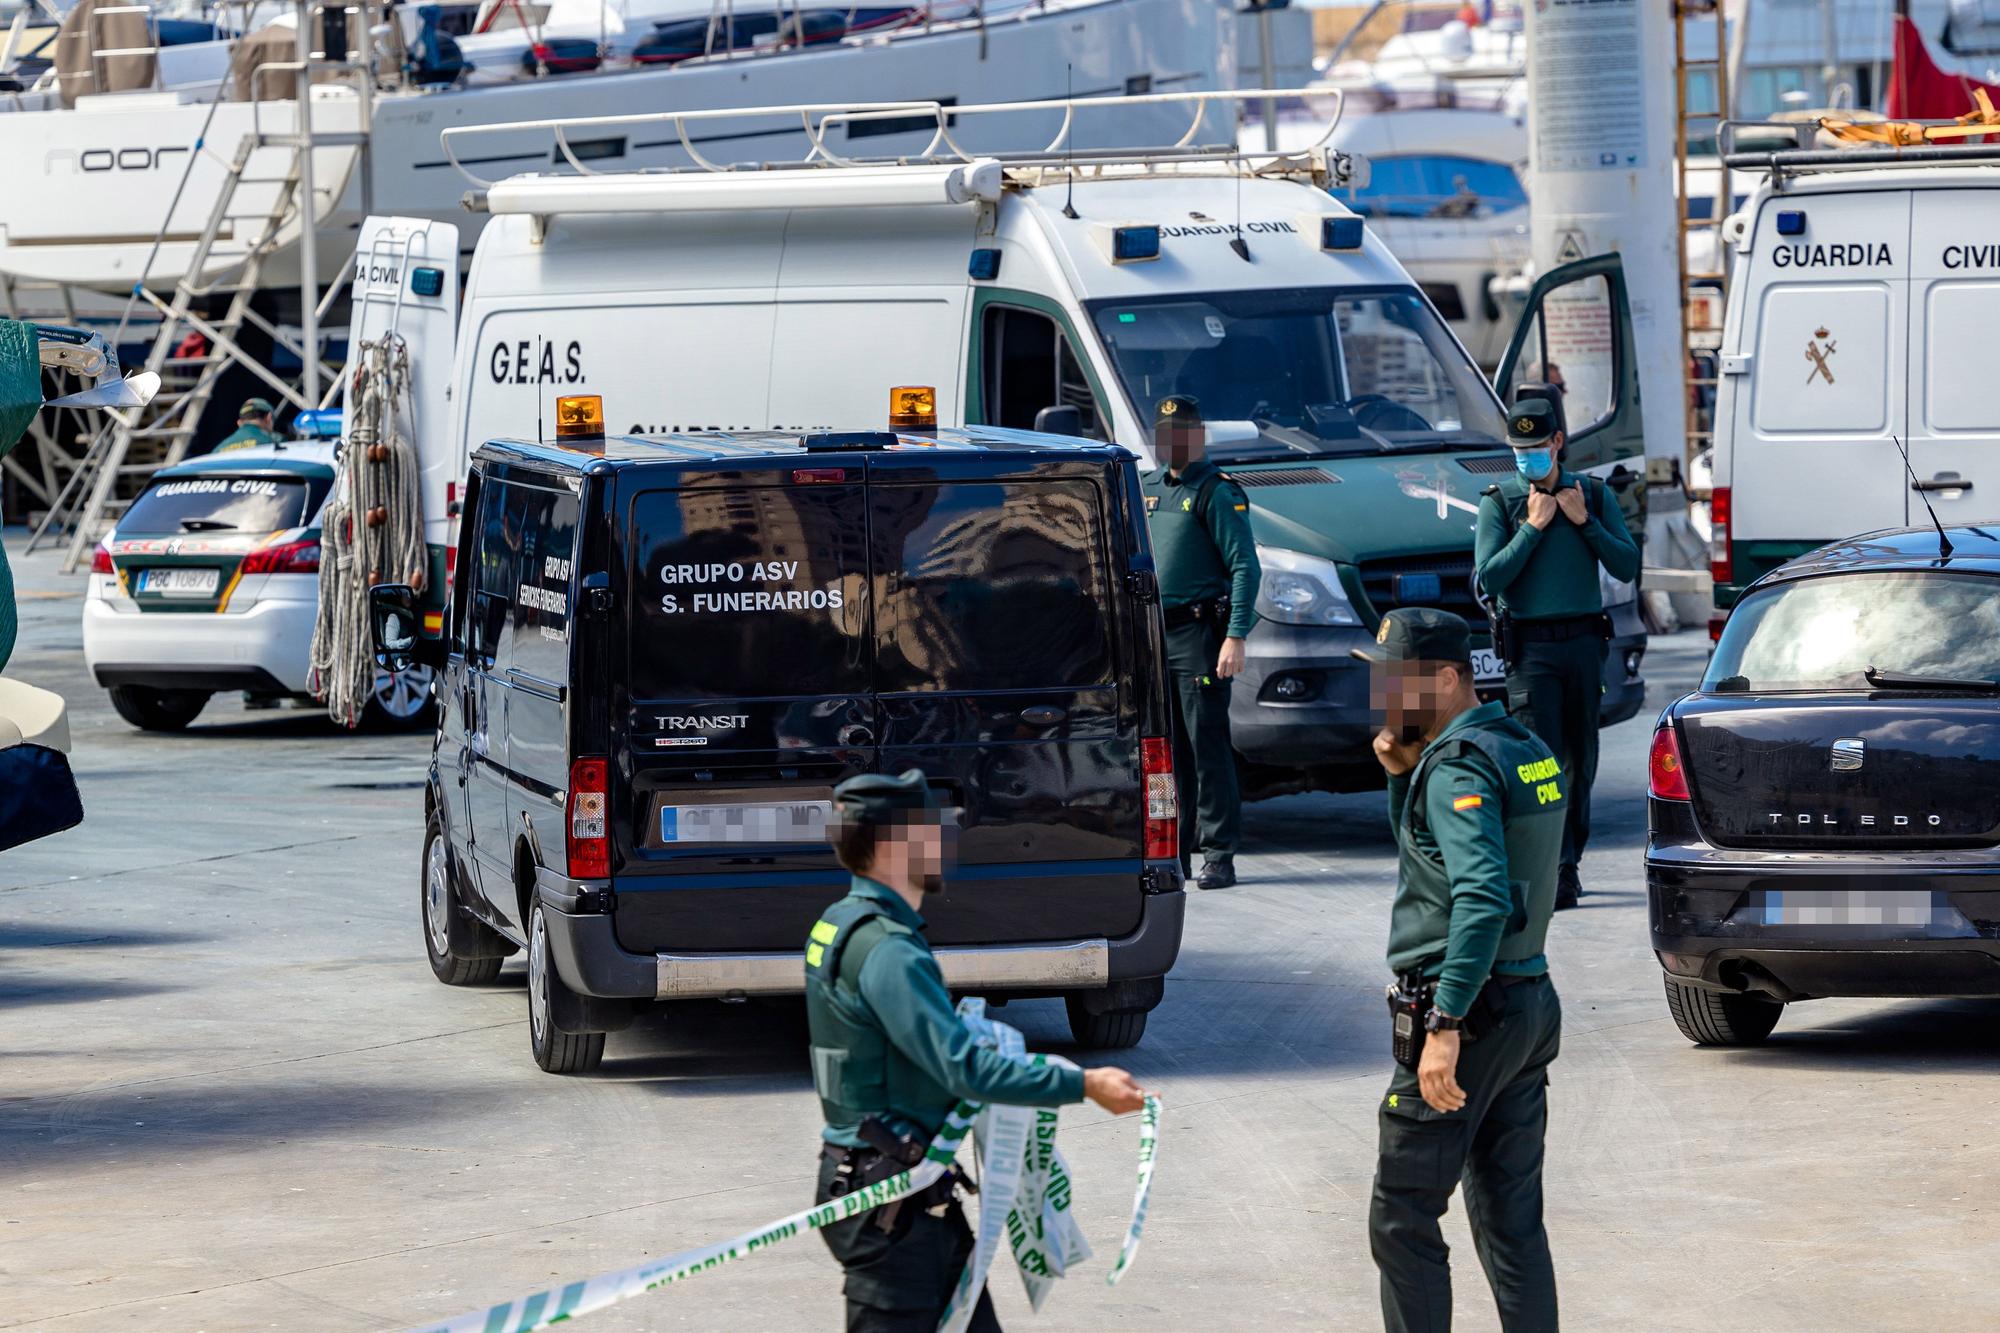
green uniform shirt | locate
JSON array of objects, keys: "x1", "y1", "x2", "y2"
[
  {"x1": 1384, "y1": 702, "x2": 1567, "y2": 1017},
  {"x1": 805, "y1": 877, "x2": 1084, "y2": 1147},
  {"x1": 1473, "y1": 469, "x2": 1640, "y2": 621},
  {"x1": 213, "y1": 424, "x2": 279, "y2": 453},
  {"x1": 1139, "y1": 457, "x2": 1261, "y2": 639}
]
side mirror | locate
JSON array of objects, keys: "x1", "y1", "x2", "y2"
[
  {"x1": 370, "y1": 583, "x2": 443, "y2": 672},
  {"x1": 1033, "y1": 405, "x2": 1084, "y2": 438}
]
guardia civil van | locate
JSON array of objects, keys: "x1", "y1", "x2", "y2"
[
  {"x1": 356, "y1": 89, "x2": 1650, "y2": 797},
  {"x1": 371, "y1": 404, "x2": 1185, "y2": 1073},
  {"x1": 1708, "y1": 132, "x2": 2000, "y2": 608}
]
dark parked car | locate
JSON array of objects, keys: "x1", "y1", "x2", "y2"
[
  {"x1": 372, "y1": 418, "x2": 1185, "y2": 1072},
  {"x1": 1648, "y1": 525, "x2": 2000, "y2": 1045}
]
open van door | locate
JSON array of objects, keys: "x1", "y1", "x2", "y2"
[
  {"x1": 1493, "y1": 254, "x2": 1647, "y2": 541},
  {"x1": 346, "y1": 217, "x2": 461, "y2": 572}
]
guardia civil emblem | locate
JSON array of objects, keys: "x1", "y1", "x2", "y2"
[{"x1": 1376, "y1": 619, "x2": 1391, "y2": 644}]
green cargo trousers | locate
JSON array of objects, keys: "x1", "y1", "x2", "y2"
[
  {"x1": 1165, "y1": 618, "x2": 1240, "y2": 869},
  {"x1": 1504, "y1": 634, "x2": 1603, "y2": 866},
  {"x1": 816, "y1": 1155, "x2": 1001, "y2": 1332},
  {"x1": 1370, "y1": 976, "x2": 1563, "y2": 1333}
]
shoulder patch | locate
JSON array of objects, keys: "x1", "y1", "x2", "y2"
[{"x1": 1452, "y1": 793, "x2": 1484, "y2": 811}]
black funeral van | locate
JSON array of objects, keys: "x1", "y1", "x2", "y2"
[
  {"x1": 1647, "y1": 525, "x2": 2000, "y2": 1046},
  {"x1": 372, "y1": 423, "x2": 1185, "y2": 1073}
]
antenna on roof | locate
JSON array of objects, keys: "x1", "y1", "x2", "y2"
[
  {"x1": 1062, "y1": 65, "x2": 1079, "y2": 220},
  {"x1": 1892, "y1": 433, "x2": 1953, "y2": 560}
]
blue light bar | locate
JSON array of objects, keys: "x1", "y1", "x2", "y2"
[
  {"x1": 1775, "y1": 210, "x2": 1806, "y2": 236},
  {"x1": 967, "y1": 248, "x2": 1002, "y2": 280},
  {"x1": 411, "y1": 266, "x2": 445, "y2": 297},
  {"x1": 293, "y1": 408, "x2": 342, "y2": 439},
  {"x1": 1322, "y1": 216, "x2": 1365, "y2": 251},
  {"x1": 1112, "y1": 226, "x2": 1161, "y2": 262}
]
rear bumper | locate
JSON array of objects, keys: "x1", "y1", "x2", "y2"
[
  {"x1": 538, "y1": 866, "x2": 1187, "y2": 1002},
  {"x1": 1647, "y1": 850, "x2": 2000, "y2": 999},
  {"x1": 83, "y1": 584, "x2": 316, "y2": 694}
]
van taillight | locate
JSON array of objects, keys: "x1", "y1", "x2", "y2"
[
  {"x1": 567, "y1": 757, "x2": 611, "y2": 878},
  {"x1": 91, "y1": 543, "x2": 113, "y2": 576},
  {"x1": 1649, "y1": 725, "x2": 1691, "y2": 802},
  {"x1": 1141, "y1": 737, "x2": 1178, "y2": 862},
  {"x1": 1709, "y1": 486, "x2": 1731, "y2": 586}
]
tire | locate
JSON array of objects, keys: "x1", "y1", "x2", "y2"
[
  {"x1": 1663, "y1": 976, "x2": 1783, "y2": 1046},
  {"x1": 420, "y1": 815, "x2": 505, "y2": 986},
  {"x1": 1066, "y1": 995, "x2": 1148, "y2": 1050},
  {"x1": 364, "y1": 664, "x2": 438, "y2": 731},
  {"x1": 107, "y1": 685, "x2": 208, "y2": 731},
  {"x1": 529, "y1": 903, "x2": 606, "y2": 1074}
]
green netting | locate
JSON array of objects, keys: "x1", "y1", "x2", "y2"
[{"x1": 0, "y1": 319, "x2": 40, "y2": 669}]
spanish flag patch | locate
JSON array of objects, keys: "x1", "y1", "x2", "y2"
[{"x1": 1452, "y1": 794, "x2": 1484, "y2": 811}]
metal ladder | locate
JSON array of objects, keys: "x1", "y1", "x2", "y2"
[
  {"x1": 35, "y1": 134, "x2": 327, "y2": 571},
  {"x1": 1673, "y1": 0, "x2": 1730, "y2": 472}
]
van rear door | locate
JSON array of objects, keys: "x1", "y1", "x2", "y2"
[
  {"x1": 867, "y1": 452, "x2": 1145, "y2": 946},
  {"x1": 613, "y1": 460, "x2": 874, "y2": 954},
  {"x1": 1905, "y1": 190, "x2": 1999, "y2": 522}
]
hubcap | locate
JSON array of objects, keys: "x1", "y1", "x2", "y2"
[
  {"x1": 373, "y1": 664, "x2": 435, "y2": 720},
  {"x1": 424, "y1": 833, "x2": 450, "y2": 959},
  {"x1": 529, "y1": 906, "x2": 549, "y2": 1046}
]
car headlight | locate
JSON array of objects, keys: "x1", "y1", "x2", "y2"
[{"x1": 1254, "y1": 546, "x2": 1363, "y2": 627}]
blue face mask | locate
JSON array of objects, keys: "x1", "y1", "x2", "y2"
[{"x1": 1514, "y1": 447, "x2": 1554, "y2": 480}]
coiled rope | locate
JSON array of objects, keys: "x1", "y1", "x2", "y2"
[{"x1": 310, "y1": 336, "x2": 427, "y2": 728}]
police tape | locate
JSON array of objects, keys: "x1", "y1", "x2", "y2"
[{"x1": 406, "y1": 1009, "x2": 1161, "y2": 1333}]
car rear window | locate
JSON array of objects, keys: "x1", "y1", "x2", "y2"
[
  {"x1": 628, "y1": 483, "x2": 869, "y2": 700},
  {"x1": 874, "y1": 479, "x2": 1113, "y2": 692},
  {"x1": 120, "y1": 474, "x2": 324, "y2": 535},
  {"x1": 1706, "y1": 571, "x2": 2000, "y2": 692}
]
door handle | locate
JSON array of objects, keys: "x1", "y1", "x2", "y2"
[
  {"x1": 1020, "y1": 705, "x2": 1067, "y2": 726},
  {"x1": 1912, "y1": 473, "x2": 1971, "y2": 493}
]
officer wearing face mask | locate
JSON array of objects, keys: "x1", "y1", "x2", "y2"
[
  {"x1": 806, "y1": 771, "x2": 1150, "y2": 1331},
  {"x1": 1474, "y1": 395, "x2": 1639, "y2": 910}
]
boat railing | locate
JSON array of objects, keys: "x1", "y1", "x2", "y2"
[{"x1": 442, "y1": 87, "x2": 1348, "y2": 187}]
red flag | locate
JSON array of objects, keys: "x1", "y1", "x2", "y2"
[{"x1": 1888, "y1": 6, "x2": 2000, "y2": 120}]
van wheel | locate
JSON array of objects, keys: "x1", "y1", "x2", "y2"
[
  {"x1": 1664, "y1": 976, "x2": 1783, "y2": 1046},
  {"x1": 365, "y1": 664, "x2": 437, "y2": 731},
  {"x1": 421, "y1": 815, "x2": 505, "y2": 986},
  {"x1": 107, "y1": 685, "x2": 208, "y2": 731},
  {"x1": 529, "y1": 903, "x2": 606, "y2": 1074},
  {"x1": 1066, "y1": 996, "x2": 1148, "y2": 1050}
]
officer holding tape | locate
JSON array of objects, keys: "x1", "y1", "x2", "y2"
[
  {"x1": 1474, "y1": 395, "x2": 1638, "y2": 910},
  {"x1": 1356, "y1": 609, "x2": 1566, "y2": 1333},
  {"x1": 1140, "y1": 394, "x2": 1260, "y2": 890},
  {"x1": 806, "y1": 770, "x2": 1150, "y2": 1331}
]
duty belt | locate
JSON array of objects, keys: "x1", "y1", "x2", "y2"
[
  {"x1": 1512, "y1": 612, "x2": 1609, "y2": 643},
  {"x1": 1162, "y1": 596, "x2": 1229, "y2": 631}
]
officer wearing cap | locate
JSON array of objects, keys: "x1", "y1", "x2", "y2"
[
  {"x1": 807, "y1": 770, "x2": 1150, "y2": 1331},
  {"x1": 213, "y1": 398, "x2": 279, "y2": 453},
  {"x1": 1474, "y1": 393, "x2": 1638, "y2": 910},
  {"x1": 1139, "y1": 394, "x2": 1260, "y2": 891},
  {"x1": 1356, "y1": 608, "x2": 1566, "y2": 1333}
]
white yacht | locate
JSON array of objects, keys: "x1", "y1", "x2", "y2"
[{"x1": 0, "y1": 0, "x2": 1230, "y2": 293}]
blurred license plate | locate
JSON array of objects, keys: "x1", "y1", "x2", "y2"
[
  {"x1": 137, "y1": 567, "x2": 219, "y2": 596},
  {"x1": 661, "y1": 800, "x2": 832, "y2": 844},
  {"x1": 1470, "y1": 648, "x2": 1504, "y2": 684},
  {"x1": 1760, "y1": 890, "x2": 1938, "y2": 926}
]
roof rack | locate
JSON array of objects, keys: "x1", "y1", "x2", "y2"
[
  {"x1": 1719, "y1": 112, "x2": 2000, "y2": 178},
  {"x1": 441, "y1": 88, "x2": 1345, "y2": 189}
]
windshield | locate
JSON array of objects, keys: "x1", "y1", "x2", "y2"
[
  {"x1": 1339, "y1": 155, "x2": 1529, "y2": 220},
  {"x1": 120, "y1": 475, "x2": 325, "y2": 535},
  {"x1": 1085, "y1": 287, "x2": 1507, "y2": 461},
  {"x1": 1705, "y1": 572, "x2": 2000, "y2": 692}
]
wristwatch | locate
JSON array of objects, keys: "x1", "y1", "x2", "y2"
[{"x1": 1424, "y1": 1009, "x2": 1464, "y2": 1033}]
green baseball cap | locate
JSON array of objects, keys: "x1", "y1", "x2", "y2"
[
  {"x1": 1154, "y1": 394, "x2": 1202, "y2": 429},
  {"x1": 833, "y1": 769, "x2": 944, "y2": 828},
  {"x1": 240, "y1": 397, "x2": 276, "y2": 419},
  {"x1": 1505, "y1": 398, "x2": 1557, "y2": 447},
  {"x1": 1349, "y1": 607, "x2": 1473, "y2": 665}
]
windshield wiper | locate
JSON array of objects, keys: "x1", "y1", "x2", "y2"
[
  {"x1": 1863, "y1": 665, "x2": 2000, "y2": 692},
  {"x1": 178, "y1": 518, "x2": 236, "y2": 532}
]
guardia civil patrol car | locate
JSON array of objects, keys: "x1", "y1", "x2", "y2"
[
  {"x1": 353, "y1": 88, "x2": 1648, "y2": 801},
  {"x1": 371, "y1": 398, "x2": 1184, "y2": 1073}
]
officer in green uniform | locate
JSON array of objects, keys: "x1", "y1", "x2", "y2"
[
  {"x1": 212, "y1": 397, "x2": 279, "y2": 453},
  {"x1": 1473, "y1": 396, "x2": 1638, "y2": 910},
  {"x1": 1357, "y1": 608, "x2": 1566, "y2": 1333},
  {"x1": 807, "y1": 770, "x2": 1150, "y2": 1331},
  {"x1": 1139, "y1": 395, "x2": 1260, "y2": 890}
]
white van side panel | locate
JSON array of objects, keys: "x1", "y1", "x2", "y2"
[
  {"x1": 1907, "y1": 190, "x2": 2000, "y2": 521},
  {"x1": 765, "y1": 293, "x2": 967, "y2": 429},
  {"x1": 1728, "y1": 190, "x2": 1911, "y2": 541}
]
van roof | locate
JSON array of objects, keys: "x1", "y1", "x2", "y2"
[{"x1": 474, "y1": 425, "x2": 1129, "y2": 470}]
